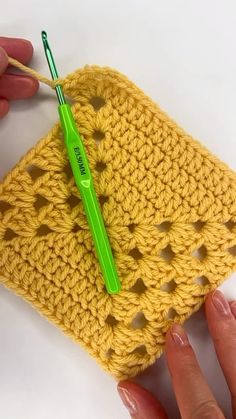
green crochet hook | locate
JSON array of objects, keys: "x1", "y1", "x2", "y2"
[{"x1": 41, "y1": 31, "x2": 121, "y2": 294}]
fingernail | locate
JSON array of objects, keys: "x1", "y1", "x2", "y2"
[
  {"x1": 118, "y1": 386, "x2": 138, "y2": 415},
  {"x1": 170, "y1": 324, "x2": 189, "y2": 346},
  {"x1": 230, "y1": 302, "x2": 236, "y2": 318},
  {"x1": 212, "y1": 290, "x2": 231, "y2": 316}
]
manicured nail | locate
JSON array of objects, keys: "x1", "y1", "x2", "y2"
[
  {"x1": 170, "y1": 324, "x2": 189, "y2": 346},
  {"x1": 230, "y1": 301, "x2": 236, "y2": 318},
  {"x1": 212, "y1": 290, "x2": 231, "y2": 316},
  {"x1": 118, "y1": 386, "x2": 138, "y2": 415}
]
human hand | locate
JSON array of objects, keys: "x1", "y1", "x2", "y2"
[
  {"x1": 0, "y1": 37, "x2": 38, "y2": 118},
  {"x1": 118, "y1": 290, "x2": 236, "y2": 418}
]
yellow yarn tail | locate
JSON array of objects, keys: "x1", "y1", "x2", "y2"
[{"x1": 8, "y1": 56, "x2": 62, "y2": 88}]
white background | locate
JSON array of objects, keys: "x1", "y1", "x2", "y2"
[{"x1": 1, "y1": 1, "x2": 236, "y2": 418}]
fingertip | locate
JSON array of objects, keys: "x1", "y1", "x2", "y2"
[
  {"x1": 117, "y1": 381, "x2": 138, "y2": 416},
  {"x1": 165, "y1": 325, "x2": 177, "y2": 355},
  {"x1": 165, "y1": 326, "x2": 174, "y2": 347},
  {"x1": 205, "y1": 290, "x2": 219, "y2": 316},
  {"x1": 205, "y1": 289, "x2": 232, "y2": 318},
  {"x1": 16, "y1": 75, "x2": 39, "y2": 98},
  {"x1": 118, "y1": 380, "x2": 168, "y2": 419},
  {"x1": 25, "y1": 76, "x2": 39, "y2": 97},
  {"x1": 0, "y1": 99, "x2": 10, "y2": 118},
  {"x1": 0, "y1": 74, "x2": 39, "y2": 100},
  {"x1": 205, "y1": 290, "x2": 216, "y2": 302},
  {"x1": 0, "y1": 46, "x2": 8, "y2": 74},
  {"x1": 0, "y1": 37, "x2": 34, "y2": 64},
  {"x1": 18, "y1": 38, "x2": 34, "y2": 62},
  {"x1": 230, "y1": 301, "x2": 236, "y2": 318},
  {"x1": 165, "y1": 324, "x2": 190, "y2": 349}
]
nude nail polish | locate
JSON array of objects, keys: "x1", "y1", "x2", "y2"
[
  {"x1": 118, "y1": 386, "x2": 138, "y2": 415},
  {"x1": 212, "y1": 290, "x2": 231, "y2": 316},
  {"x1": 170, "y1": 324, "x2": 189, "y2": 346}
]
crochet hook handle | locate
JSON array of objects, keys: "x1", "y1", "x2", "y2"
[
  {"x1": 59, "y1": 104, "x2": 121, "y2": 294},
  {"x1": 41, "y1": 30, "x2": 121, "y2": 294}
]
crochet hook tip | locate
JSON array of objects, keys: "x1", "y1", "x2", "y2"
[
  {"x1": 41, "y1": 30, "x2": 52, "y2": 61},
  {"x1": 41, "y1": 30, "x2": 47, "y2": 41},
  {"x1": 41, "y1": 30, "x2": 66, "y2": 105}
]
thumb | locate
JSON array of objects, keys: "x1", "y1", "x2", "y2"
[
  {"x1": 118, "y1": 380, "x2": 168, "y2": 419},
  {"x1": 0, "y1": 46, "x2": 8, "y2": 75}
]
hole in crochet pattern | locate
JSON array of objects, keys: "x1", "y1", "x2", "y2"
[
  {"x1": 93, "y1": 130, "x2": 105, "y2": 144},
  {"x1": 3, "y1": 228, "x2": 18, "y2": 241},
  {"x1": 160, "y1": 279, "x2": 177, "y2": 293},
  {"x1": 105, "y1": 315, "x2": 118, "y2": 326},
  {"x1": 26, "y1": 165, "x2": 45, "y2": 181},
  {"x1": 131, "y1": 312, "x2": 148, "y2": 329},
  {"x1": 95, "y1": 161, "x2": 107, "y2": 172},
  {"x1": 72, "y1": 224, "x2": 82, "y2": 233},
  {"x1": 228, "y1": 246, "x2": 236, "y2": 257},
  {"x1": 106, "y1": 348, "x2": 115, "y2": 359},
  {"x1": 64, "y1": 163, "x2": 73, "y2": 180},
  {"x1": 99, "y1": 195, "x2": 109, "y2": 207},
  {"x1": 129, "y1": 278, "x2": 147, "y2": 294},
  {"x1": 34, "y1": 194, "x2": 49, "y2": 210},
  {"x1": 132, "y1": 345, "x2": 147, "y2": 356},
  {"x1": 166, "y1": 307, "x2": 177, "y2": 320},
  {"x1": 37, "y1": 225, "x2": 53, "y2": 237},
  {"x1": 225, "y1": 221, "x2": 236, "y2": 231},
  {"x1": 129, "y1": 247, "x2": 143, "y2": 260},
  {"x1": 192, "y1": 245, "x2": 207, "y2": 260},
  {"x1": 193, "y1": 221, "x2": 205, "y2": 231},
  {"x1": 157, "y1": 221, "x2": 172, "y2": 232},
  {"x1": 89, "y1": 96, "x2": 106, "y2": 111},
  {"x1": 194, "y1": 276, "x2": 210, "y2": 286},
  {"x1": 0, "y1": 201, "x2": 12, "y2": 214},
  {"x1": 160, "y1": 245, "x2": 175, "y2": 262},
  {"x1": 67, "y1": 194, "x2": 80, "y2": 209},
  {"x1": 128, "y1": 223, "x2": 136, "y2": 233}
]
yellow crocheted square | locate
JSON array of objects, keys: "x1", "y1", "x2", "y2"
[{"x1": 0, "y1": 66, "x2": 236, "y2": 380}]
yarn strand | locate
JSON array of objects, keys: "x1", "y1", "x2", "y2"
[{"x1": 8, "y1": 56, "x2": 63, "y2": 88}]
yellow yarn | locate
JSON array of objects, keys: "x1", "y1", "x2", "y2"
[
  {"x1": 1, "y1": 59, "x2": 236, "y2": 380},
  {"x1": 8, "y1": 57, "x2": 59, "y2": 87}
]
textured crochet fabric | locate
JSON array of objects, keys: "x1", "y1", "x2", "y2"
[{"x1": 0, "y1": 65, "x2": 236, "y2": 380}]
